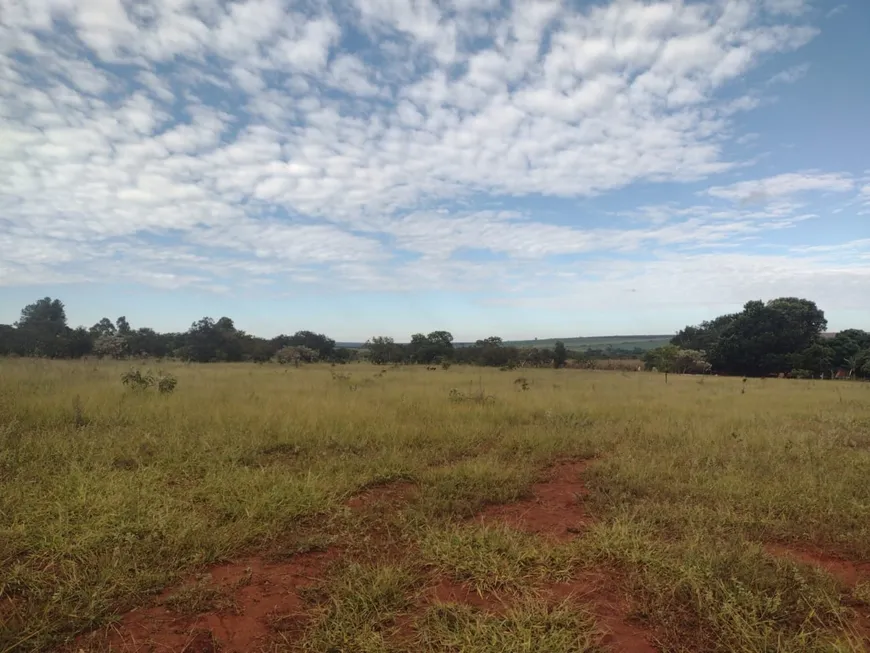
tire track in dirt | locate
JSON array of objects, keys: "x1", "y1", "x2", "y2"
[
  {"x1": 76, "y1": 482, "x2": 415, "y2": 653},
  {"x1": 77, "y1": 462, "x2": 660, "y2": 653},
  {"x1": 765, "y1": 543, "x2": 870, "y2": 647},
  {"x1": 462, "y1": 459, "x2": 659, "y2": 652},
  {"x1": 473, "y1": 459, "x2": 591, "y2": 541}
]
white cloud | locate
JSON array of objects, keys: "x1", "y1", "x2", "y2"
[
  {"x1": 707, "y1": 172, "x2": 855, "y2": 204},
  {"x1": 763, "y1": 0, "x2": 809, "y2": 16},
  {"x1": 768, "y1": 63, "x2": 810, "y2": 85},
  {"x1": 483, "y1": 249, "x2": 870, "y2": 313},
  {"x1": 0, "y1": 0, "x2": 861, "y2": 312}
]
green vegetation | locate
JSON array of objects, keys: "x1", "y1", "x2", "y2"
[
  {"x1": 670, "y1": 298, "x2": 870, "y2": 378},
  {"x1": 418, "y1": 523, "x2": 576, "y2": 593},
  {"x1": 416, "y1": 600, "x2": 602, "y2": 653},
  {"x1": 2, "y1": 359, "x2": 870, "y2": 652},
  {"x1": 6, "y1": 295, "x2": 869, "y2": 377}
]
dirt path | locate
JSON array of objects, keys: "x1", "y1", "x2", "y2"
[
  {"x1": 77, "y1": 461, "x2": 659, "y2": 652},
  {"x1": 765, "y1": 543, "x2": 870, "y2": 647},
  {"x1": 472, "y1": 459, "x2": 658, "y2": 652},
  {"x1": 77, "y1": 482, "x2": 412, "y2": 653},
  {"x1": 101, "y1": 550, "x2": 337, "y2": 652},
  {"x1": 474, "y1": 460, "x2": 591, "y2": 541}
]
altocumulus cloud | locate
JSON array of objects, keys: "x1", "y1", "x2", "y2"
[{"x1": 1, "y1": 0, "x2": 868, "y2": 316}]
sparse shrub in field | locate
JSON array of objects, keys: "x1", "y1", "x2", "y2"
[
  {"x1": 513, "y1": 377, "x2": 529, "y2": 391},
  {"x1": 121, "y1": 368, "x2": 154, "y2": 391},
  {"x1": 441, "y1": 361, "x2": 451, "y2": 370},
  {"x1": 448, "y1": 388, "x2": 495, "y2": 404},
  {"x1": 274, "y1": 345, "x2": 319, "y2": 367},
  {"x1": 121, "y1": 368, "x2": 177, "y2": 394},
  {"x1": 156, "y1": 372, "x2": 178, "y2": 395},
  {"x1": 331, "y1": 370, "x2": 351, "y2": 382}
]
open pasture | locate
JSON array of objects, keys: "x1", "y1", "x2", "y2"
[{"x1": 1, "y1": 359, "x2": 870, "y2": 652}]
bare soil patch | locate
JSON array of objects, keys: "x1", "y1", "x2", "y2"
[
  {"x1": 76, "y1": 464, "x2": 661, "y2": 653},
  {"x1": 90, "y1": 550, "x2": 336, "y2": 652},
  {"x1": 473, "y1": 460, "x2": 591, "y2": 541},
  {"x1": 765, "y1": 543, "x2": 870, "y2": 587},
  {"x1": 77, "y1": 481, "x2": 417, "y2": 653},
  {"x1": 765, "y1": 543, "x2": 870, "y2": 647},
  {"x1": 546, "y1": 573, "x2": 659, "y2": 653},
  {"x1": 463, "y1": 459, "x2": 659, "y2": 651},
  {"x1": 426, "y1": 578, "x2": 506, "y2": 612}
]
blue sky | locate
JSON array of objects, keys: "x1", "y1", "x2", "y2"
[{"x1": 1, "y1": 0, "x2": 868, "y2": 341}]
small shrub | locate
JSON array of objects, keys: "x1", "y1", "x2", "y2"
[
  {"x1": 156, "y1": 372, "x2": 178, "y2": 395},
  {"x1": 441, "y1": 362, "x2": 452, "y2": 370},
  {"x1": 448, "y1": 388, "x2": 495, "y2": 404},
  {"x1": 121, "y1": 368, "x2": 154, "y2": 391},
  {"x1": 513, "y1": 377, "x2": 529, "y2": 391},
  {"x1": 121, "y1": 368, "x2": 177, "y2": 395}
]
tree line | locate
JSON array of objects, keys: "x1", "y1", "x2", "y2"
[
  {"x1": 364, "y1": 334, "x2": 570, "y2": 368},
  {"x1": 0, "y1": 297, "x2": 577, "y2": 368},
  {"x1": 0, "y1": 298, "x2": 347, "y2": 364},
  {"x1": 2, "y1": 296, "x2": 869, "y2": 377},
  {"x1": 645, "y1": 297, "x2": 870, "y2": 379}
]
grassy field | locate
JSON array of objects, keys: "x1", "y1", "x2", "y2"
[
  {"x1": 503, "y1": 335, "x2": 672, "y2": 351},
  {"x1": 1, "y1": 359, "x2": 870, "y2": 652}
]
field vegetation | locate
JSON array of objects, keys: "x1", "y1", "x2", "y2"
[{"x1": 2, "y1": 359, "x2": 869, "y2": 652}]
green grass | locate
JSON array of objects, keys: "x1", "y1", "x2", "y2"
[
  {"x1": 415, "y1": 600, "x2": 603, "y2": 653},
  {"x1": 299, "y1": 562, "x2": 418, "y2": 653},
  {"x1": 1, "y1": 359, "x2": 870, "y2": 652},
  {"x1": 575, "y1": 520, "x2": 858, "y2": 652},
  {"x1": 418, "y1": 523, "x2": 577, "y2": 593}
]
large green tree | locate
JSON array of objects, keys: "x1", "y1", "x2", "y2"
[
  {"x1": 828, "y1": 329, "x2": 870, "y2": 372},
  {"x1": 15, "y1": 297, "x2": 70, "y2": 357},
  {"x1": 365, "y1": 336, "x2": 403, "y2": 365},
  {"x1": 708, "y1": 298, "x2": 827, "y2": 376},
  {"x1": 671, "y1": 313, "x2": 737, "y2": 352},
  {"x1": 553, "y1": 341, "x2": 568, "y2": 368}
]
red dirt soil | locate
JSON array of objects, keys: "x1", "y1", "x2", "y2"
[
  {"x1": 547, "y1": 573, "x2": 659, "y2": 653},
  {"x1": 345, "y1": 481, "x2": 418, "y2": 510},
  {"x1": 93, "y1": 549, "x2": 337, "y2": 653},
  {"x1": 426, "y1": 578, "x2": 507, "y2": 612},
  {"x1": 474, "y1": 460, "x2": 591, "y2": 541},
  {"x1": 78, "y1": 464, "x2": 662, "y2": 652},
  {"x1": 469, "y1": 459, "x2": 659, "y2": 652},
  {"x1": 765, "y1": 544, "x2": 870, "y2": 587},
  {"x1": 78, "y1": 481, "x2": 415, "y2": 653},
  {"x1": 765, "y1": 543, "x2": 870, "y2": 647}
]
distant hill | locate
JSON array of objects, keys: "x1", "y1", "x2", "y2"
[
  {"x1": 344, "y1": 332, "x2": 838, "y2": 353},
  {"x1": 502, "y1": 335, "x2": 673, "y2": 352},
  {"x1": 346, "y1": 335, "x2": 673, "y2": 351}
]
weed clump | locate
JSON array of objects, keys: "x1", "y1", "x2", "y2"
[{"x1": 121, "y1": 368, "x2": 178, "y2": 395}]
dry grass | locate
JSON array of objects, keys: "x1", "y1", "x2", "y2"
[{"x1": 1, "y1": 359, "x2": 870, "y2": 652}]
